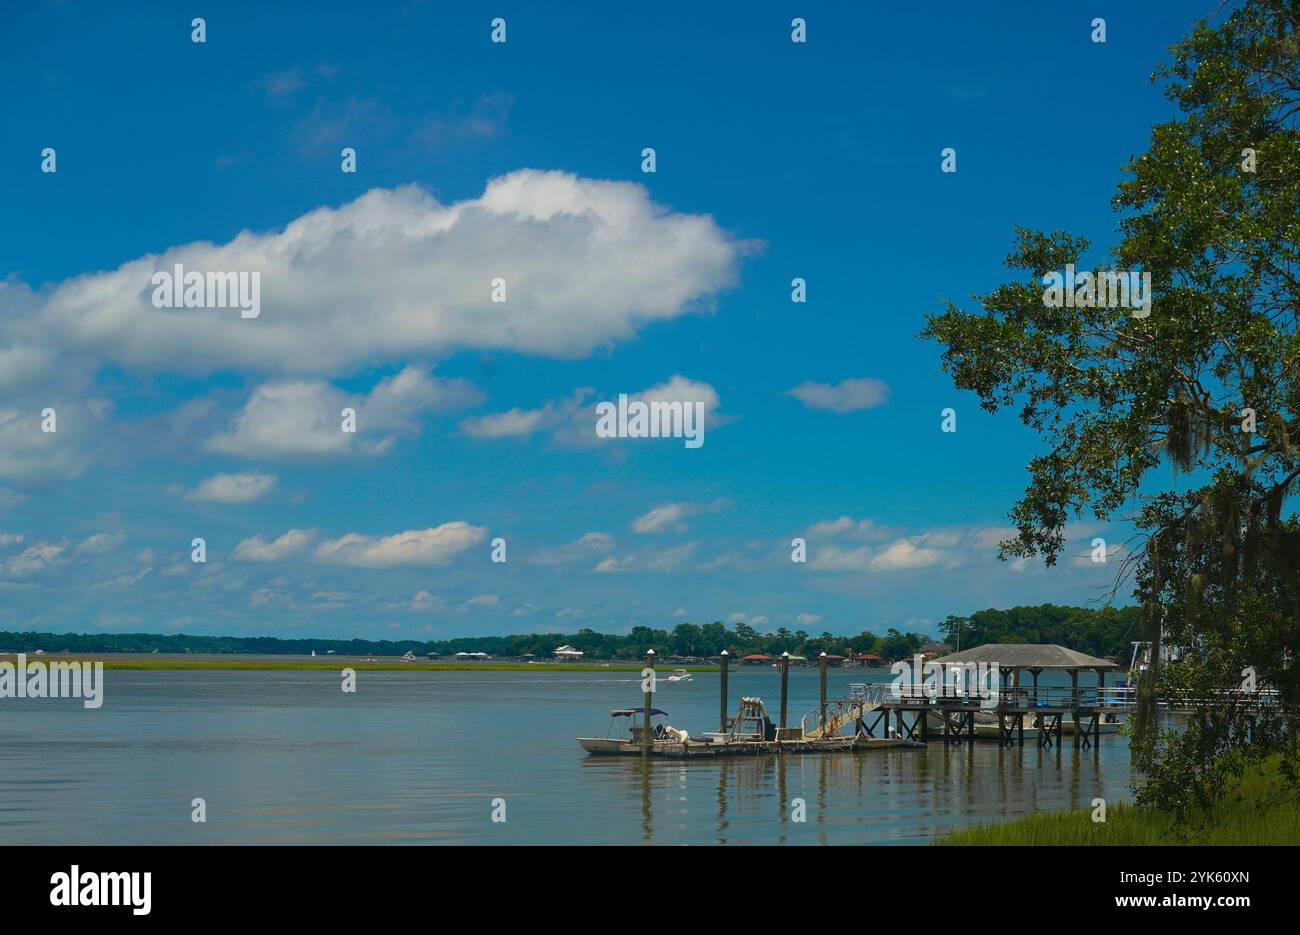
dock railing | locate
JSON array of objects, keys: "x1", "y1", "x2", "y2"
[
  {"x1": 887, "y1": 683, "x2": 1281, "y2": 713},
  {"x1": 889, "y1": 684, "x2": 1119, "y2": 710},
  {"x1": 801, "y1": 683, "x2": 885, "y2": 738}
]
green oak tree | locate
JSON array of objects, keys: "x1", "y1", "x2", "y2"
[{"x1": 923, "y1": 0, "x2": 1300, "y2": 815}]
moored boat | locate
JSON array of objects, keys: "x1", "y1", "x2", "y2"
[{"x1": 578, "y1": 707, "x2": 690, "y2": 755}]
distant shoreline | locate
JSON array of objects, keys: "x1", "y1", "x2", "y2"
[
  {"x1": 0, "y1": 605, "x2": 1142, "y2": 665},
  {"x1": 0, "y1": 653, "x2": 720, "y2": 673}
]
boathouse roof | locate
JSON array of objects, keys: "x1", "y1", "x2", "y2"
[{"x1": 932, "y1": 643, "x2": 1120, "y2": 671}]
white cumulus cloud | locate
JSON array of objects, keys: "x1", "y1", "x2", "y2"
[
  {"x1": 209, "y1": 367, "x2": 478, "y2": 459},
  {"x1": 468, "y1": 376, "x2": 726, "y2": 449},
  {"x1": 2, "y1": 170, "x2": 749, "y2": 384},
  {"x1": 788, "y1": 377, "x2": 890, "y2": 413},
  {"x1": 314, "y1": 522, "x2": 487, "y2": 568},
  {"x1": 233, "y1": 529, "x2": 317, "y2": 562},
  {"x1": 186, "y1": 471, "x2": 278, "y2": 503}
]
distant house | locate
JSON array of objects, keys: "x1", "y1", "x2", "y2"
[
  {"x1": 822, "y1": 654, "x2": 846, "y2": 667},
  {"x1": 454, "y1": 651, "x2": 491, "y2": 660},
  {"x1": 853, "y1": 652, "x2": 884, "y2": 667},
  {"x1": 554, "y1": 644, "x2": 585, "y2": 659},
  {"x1": 741, "y1": 653, "x2": 772, "y2": 665},
  {"x1": 920, "y1": 640, "x2": 953, "y2": 659}
]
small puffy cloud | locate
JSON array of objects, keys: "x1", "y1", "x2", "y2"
[
  {"x1": 581, "y1": 375, "x2": 724, "y2": 448},
  {"x1": 76, "y1": 531, "x2": 126, "y2": 555},
  {"x1": 632, "y1": 503, "x2": 691, "y2": 535},
  {"x1": 209, "y1": 367, "x2": 479, "y2": 460},
  {"x1": 869, "y1": 539, "x2": 948, "y2": 571},
  {"x1": 467, "y1": 376, "x2": 725, "y2": 449},
  {"x1": 796, "y1": 612, "x2": 822, "y2": 626},
  {"x1": 185, "y1": 471, "x2": 278, "y2": 503},
  {"x1": 809, "y1": 532, "x2": 958, "y2": 573},
  {"x1": 5, "y1": 543, "x2": 64, "y2": 577},
  {"x1": 806, "y1": 544, "x2": 874, "y2": 572},
  {"x1": 233, "y1": 529, "x2": 316, "y2": 562},
  {"x1": 631, "y1": 498, "x2": 730, "y2": 534},
  {"x1": 315, "y1": 522, "x2": 486, "y2": 568},
  {"x1": 464, "y1": 593, "x2": 499, "y2": 608},
  {"x1": 460, "y1": 406, "x2": 549, "y2": 439},
  {"x1": 531, "y1": 532, "x2": 615, "y2": 565},
  {"x1": 788, "y1": 377, "x2": 890, "y2": 413},
  {"x1": 460, "y1": 389, "x2": 588, "y2": 440}
]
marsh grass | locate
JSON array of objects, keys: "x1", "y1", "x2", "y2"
[{"x1": 938, "y1": 761, "x2": 1300, "y2": 845}]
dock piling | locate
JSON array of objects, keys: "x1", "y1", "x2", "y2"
[
  {"x1": 779, "y1": 652, "x2": 790, "y2": 732},
  {"x1": 818, "y1": 652, "x2": 827, "y2": 734},
  {"x1": 1071, "y1": 669, "x2": 1080, "y2": 748},
  {"x1": 643, "y1": 648, "x2": 655, "y2": 755},
  {"x1": 719, "y1": 650, "x2": 730, "y2": 732}
]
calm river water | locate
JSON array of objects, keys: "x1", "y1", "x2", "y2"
[{"x1": 0, "y1": 665, "x2": 1137, "y2": 845}]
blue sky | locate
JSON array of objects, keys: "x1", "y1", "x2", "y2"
[{"x1": 0, "y1": 1, "x2": 1209, "y2": 640}]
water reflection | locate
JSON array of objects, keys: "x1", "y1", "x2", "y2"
[
  {"x1": 0, "y1": 668, "x2": 1138, "y2": 845},
  {"x1": 576, "y1": 730, "x2": 1133, "y2": 845}
]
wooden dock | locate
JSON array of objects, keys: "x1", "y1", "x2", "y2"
[
  {"x1": 579, "y1": 652, "x2": 925, "y2": 759},
  {"x1": 578, "y1": 644, "x2": 1281, "y2": 758},
  {"x1": 865, "y1": 685, "x2": 1130, "y2": 749}
]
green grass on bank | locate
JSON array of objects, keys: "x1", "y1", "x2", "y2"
[
  {"x1": 0, "y1": 655, "x2": 718, "y2": 673},
  {"x1": 938, "y1": 763, "x2": 1300, "y2": 845}
]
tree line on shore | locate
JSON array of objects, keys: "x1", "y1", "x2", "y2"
[{"x1": 0, "y1": 602, "x2": 1140, "y2": 661}]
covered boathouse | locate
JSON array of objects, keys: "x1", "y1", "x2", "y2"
[{"x1": 870, "y1": 643, "x2": 1128, "y2": 748}]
